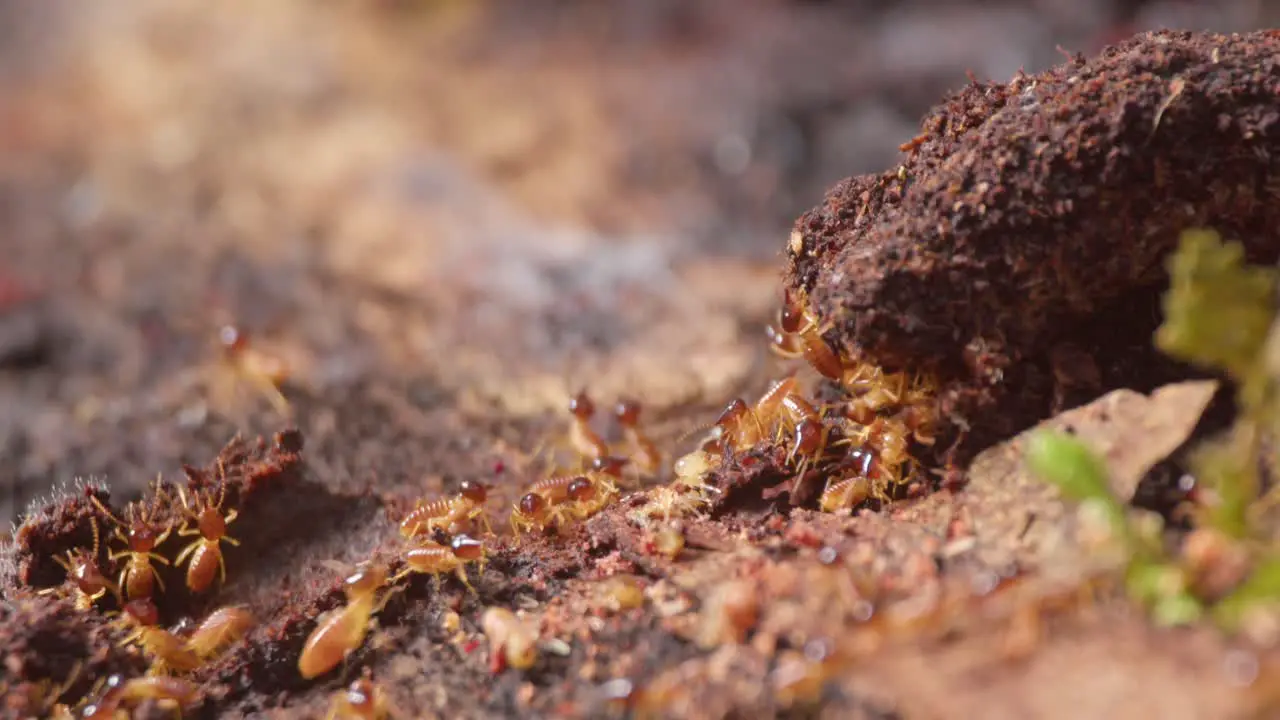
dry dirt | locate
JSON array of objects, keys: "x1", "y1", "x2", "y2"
[{"x1": 1, "y1": 2, "x2": 1278, "y2": 719}]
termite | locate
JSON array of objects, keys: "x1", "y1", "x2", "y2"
[
  {"x1": 590, "y1": 455, "x2": 631, "y2": 492},
  {"x1": 753, "y1": 375, "x2": 802, "y2": 442},
  {"x1": 564, "y1": 476, "x2": 612, "y2": 521},
  {"x1": 511, "y1": 492, "x2": 564, "y2": 535},
  {"x1": 124, "y1": 623, "x2": 202, "y2": 675},
  {"x1": 843, "y1": 362, "x2": 908, "y2": 421},
  {"x1": 786, "y1": 417, "x2": 832, "y2": 482},
  {"x1": 398, "y1": 480, "x2": 491, "y2": 539},
  {"x1": 613, "y1": 398, "x2": 661, "y2": 476},
  {"x1": 771, "y1": 386, "x2": 824, "y2": 456},
  {"x1": 713, "y1": 398, "x2": 765, "y2": 451},
  {"x1": 218, "y1": 323, "x2": 291, "y2": 415},
  {"x1": 634, "y1": 485, "x2": 707, "y2": 526},
  {"x1": 687, "y1": 377, "x2": 795, "y2": 456},
  {"x1": 174, "y1": 473, "x2": 240, "y2": 593},
  {"x1": 118, "y1": 596, "x2": 162, "y2": 628},
  {"x1": 390, "y1": 534, "x2": 486, "y2": 592},
  {"x1": 187, "y1": 605, "x2": 255, "y2": 660},
  {"x1": 860, "y1": 417, "x2": 913, "y2": 472},
  {"x1": 327, "y1": 672, "x2": 393, "y2": 720},
  {"x1": 89, "y1": 480, "x2": 172, "y2": 600},
  {"x1": 772, "y1": 289, "x2": 844, "y2": 380},
  {"x1": 39, "y1": 515, "x2": 121, "y2": 610},
  {"x1": 818, "y1": 476, "x2": 875, "y2": 513},
  {"x1": 568, "y1": 390, "x2": 609, "y2": 463},
  {"x1": 818, "y1": 448, "x2": 882, "y2": 512},
  {"x1": 509, "y1": 474, "x2": 588, "y2": 534},
  {"x1": 481, "y1": 606, "x2": 539, "y2": 672},
  {"x1": 298, "y1": 562, "x2": 392, "y2": 680},
  {"x1": 117, "y1": 598, "x2": 201, "y2": 675},
  {"x1": 81, "y1": 674, "x2": 198, "y2": 719},
  {"x1": 671, "y1": 450, "x2": 721, "y2": 500}
]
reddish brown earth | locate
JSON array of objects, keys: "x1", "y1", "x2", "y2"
[
  {"x1": 1, "y1": 2, "x2": 1278, "y2": 719},
  {"x1": 786, "y1": 29, "x2": 1280, "y2": 465}
]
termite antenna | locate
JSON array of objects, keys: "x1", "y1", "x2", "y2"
[
  {"x1": 88, "y1": 494, "x2": 126, "y2": 531},
  {"x1": 88, "y1": 514, "x2": 102, "y2": 556}
]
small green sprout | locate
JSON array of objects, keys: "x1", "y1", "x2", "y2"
[
  {"x1": 1187, "y1": 422, "x2": 1260, "y2": 540},
  {"x1": 1155, "y1": 228, "x2": 1277, "y2": 393},
  {"x1": 1156, "y1": 227, "x2": 1277, "y2": 540},
  {"x1": 1023, "y1": 227, "x2": 1280, "y2": 634},
  {"x1": 1025, "y1": 430, "x2": 1126, "y2": 536},
  {"x1": 1026, "y1": 430, "x2": 1200, "y2": 626}
]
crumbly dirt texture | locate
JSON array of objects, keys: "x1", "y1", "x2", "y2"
[
  {"x1": 3, "y1": 3, "x2": 1280, "y2": 719},
  {"x1": 787, "y1": 29, "x2": 1280, "y2": 461}
]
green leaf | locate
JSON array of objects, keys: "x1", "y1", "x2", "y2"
[
  {"x1": 1152, "y1": 592, "x2": 1204, "y2": 627},
  {"x1": 1025, "y1": 431, "x2": 1119, "y2": 507},
  {"x1": 1155, "y1": 228, "x2": 1277, "y2": 384},
  {"x1": 1188, "y1": 421, "x2": 1260, "y2": 539}
]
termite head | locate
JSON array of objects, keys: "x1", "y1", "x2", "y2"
[
  {"x1": 91, "y1": 482, "x2": 171, "y2": 553},
  {"x1": 218, "y1": 324, "x2": 249, "y2": 356},
  {"x1": 567, "y1": 476, "x2": 597, "y2": 503},
  {"x1": 519, "y1": 492, "x2": 546, "y2": 519},
  {"x1": 591, "y1": 455, "x2": 630, "y2": 478},
  {"x1": 511, "y1": 492, "x2": 549, "y2": 535},
  {"x1": 458, "y1": 479, "x2": 488, "y2": 505},
  {"x1": 127, "y1": 525, "x2": 165, "y2": 554},
  {"x1": 344, "y1": 562, "x2": 388, "y2": 601},
  {"x1": 123, "y1": 597, "x2": 160, "y2": 627},
  {"x1": 52, "y1": 516, "x2": 112, "y2": 598},
  {"x1": 569, "y1": 391, "x2": 595, "y2": 421},
  {"x1": 716, "y1": 398, "x2": 749, "y2": 431},
  {"x1": 673, "y1": 451, "x2": 711, "y2": 480},
  {"x1": 791, "y1": 418, "x2": 825, "y2": 458},
  {"x1": 450, "y1": 534, "x2": 485, "y2": 562},
  {"x1": 845, "y1": 447, "x2": 879, "y2": 479},
  {"x1": 340, "y1": 675, "x2": 381, "y2": 715},
  {"x1": 613, "y1": 398, "x2": 642, "y2": 428},
  {"x1": 63, "y1": 554, "x2": 109, "y2": 597},
  {"x1": 180, "y1": 478, "x2": 234, "y2": 539},
  {"x1": 779, "y1": 288, "x2": 805, "y2": 334}
]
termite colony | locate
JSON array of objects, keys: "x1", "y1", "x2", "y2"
[
  {"x1": 297, "y1": 477, "x2": 499, "y2": 680},
  {"x1": 509, "y1": 391, "x2": 666, "y2": 534},
  {"x1": 15, "y1": 452, "x2": 271, "y2": 714},
  {"x1": 294, "y1": 391, "x2": 666, "y2": 686},
  {"x1": 628, "y1": 286, "x2": 940, "y2": 527},
  {"x1": 293, "y1": 392, "x2": 656, "y2": 683},
  {"x1": 394, "y1": 389, "x2": 653, "y2": 545}
]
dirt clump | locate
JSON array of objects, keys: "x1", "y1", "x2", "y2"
[{"x1": 787, "y1": 29, "x2": 1280, "y2": 462}]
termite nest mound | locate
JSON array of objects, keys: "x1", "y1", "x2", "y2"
[{"x1": 786, "y1": 29, "x2": 1280, "y2": 465}]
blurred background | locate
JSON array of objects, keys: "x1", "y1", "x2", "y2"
[{"x1": 0, "y1": 0, "x2": 1274, "y2": 521}]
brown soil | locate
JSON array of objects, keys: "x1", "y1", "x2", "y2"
[
  {"x1": 786, "y1": 29, "x2": 1280, "y2": 462},
  {"x1": 2, "y1": 3, "x2": 1279, "y2": 719}
]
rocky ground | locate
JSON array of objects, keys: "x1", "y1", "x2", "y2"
[{"x1": 0, "y1": 2, "x2": 1277, "y2": 718}]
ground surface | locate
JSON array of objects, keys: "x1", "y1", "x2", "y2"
[{"x1": 1, "y1": 2, "x2": 1278, "y2": 719}]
